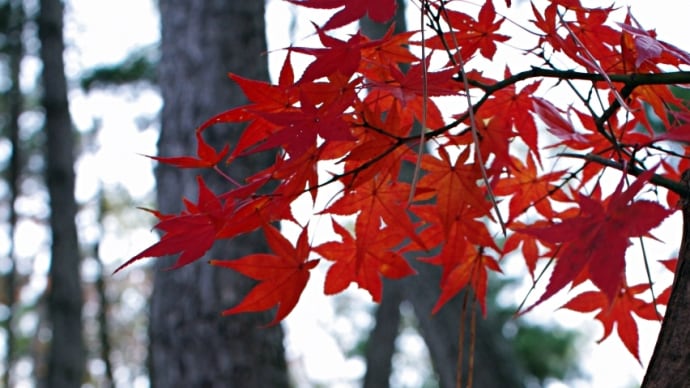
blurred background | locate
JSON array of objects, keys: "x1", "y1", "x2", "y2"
[{"x1": 0, "y1": 0, "x2": 688, "y2": 387}]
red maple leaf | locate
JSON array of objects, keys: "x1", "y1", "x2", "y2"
[
  {"x1": 148, "y1": 130, "x2": 229, "y2": 169},
  {"x1": 478, "y1": 71, "x2": 543, "y2": 160},
  {"x1": 115, "y1": 176, "x2": 231, "y2": 273},
  {"x1": 430, "y1": 244, "x2": 501, "y2": 315},
  {"x1": 522, "y1": 170, "x2": 673, "y2": 309},
  {"x1": 336, "y1": 105, "x2": 413, "y2": 188},
  {"x1": 315, "y1": 219, "x2": 415, "y2": 302},
  {"x1": 561, "y1": 282, "x2": 659, "y2": 361},
  {"x1": 365, "y1": 59, "x2": 458, "y2": 129},
  {"x1": 359, "y1": 26, "x2": 417, "y2": 80},
  {"x1": 415, "y1": 147, "x2": 488, "y2": 234},
  {"x1": 195, "y1": 52, "x2": 299, "y2": 158},
  {"x1": 211, "y1": 225, "x2": 319, "y2": 326},
  {"x1": 215, "y1": 193, "x2": 294, "y2": 240},
  {"x1": 323, "y1": 175, "x2": 424, "y2": 246},
  {"x1": 453, "y1": 113, "x2": 517, "y2": 172},
  {"x1": 291, "y1": 26, "x2": 368, "y2": 83},
  {"x1": 255, "y1": 87, "x2": 357, "y2": 156},
  {"x1": 425, "y1": 1, "x2": 510, "y2": 60},
  {"x1": 492, "y1": 154, "x2": 569, "y2": 221},
  {"x1": 502, "y1": 222, "x2": 543, "y2": 279},
  {"x1": 656, "y1": 258, "x2": 678, "y2": 305},
  {"x1": 410, "y1": 203, "x2": 500, "y2": 314},
  {"x1": 286, "y1": 0, "x2": 397, "y2": 31}
]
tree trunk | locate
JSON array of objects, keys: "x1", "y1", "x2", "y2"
[
  {"x1": 150, "y1": 1, "x2": 288, "y2": 387},
  {"x1": 405, "y1": 263, "x2": 526, "y2": 388},
  {"x1": 38, "y1": 0, "x2": 85, "y2": 386},
  {"x1": 362, "y1": 281, "x2": 404, "y2": 388},
  {"x1": 4, "y1": 0, "x2": 24, "y2": 385},
  {"x1": 642, "y1": 170, "x2": 690, "y2": 387},
  {"x1": 94, "y1": 188, "x2": 115, "y2": 387}
]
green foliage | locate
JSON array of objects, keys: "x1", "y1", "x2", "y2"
[
  {"x1": 80, "y1": 46, "x2": 158, "y2": 91},
  {"x1": 489, "y1": 275, "x2": 583, "y2": 385},
  {"x1": 512, "y1": 324, "x2": 581, "y2": 383}
]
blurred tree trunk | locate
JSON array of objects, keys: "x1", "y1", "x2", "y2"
[
  {"x1": 150, "y1": 1, "x2": 289, "y2": 387},
  {"x1": 360, "y1": 3, "x2": 407, "y2": 388},
  {"x1": 3, "y1": 0, "x2": 24, "y2": 386},
  {"x1": 404, "y1": 264, "x2": 527, "y2": 388},
  {"x1": 94, "y1": 186, "x2": 115, "y2": 387},
  {"x1": 38, "y1": 0, "x2": 85, "y2": 386}
]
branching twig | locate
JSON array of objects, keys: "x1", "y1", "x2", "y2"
[{"x1": 558, "y1": 152, "x2": 690, "y2": 197}]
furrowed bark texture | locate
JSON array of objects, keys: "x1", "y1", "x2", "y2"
[
  {"x1": 151, "y1": 1, "x2": 288, "y2": 387},
  {"x1": 39, "y1": 0, "x2": 85, "y2": 386},
  {"x1": 642, "y1": 170, "x2": 690, "y2": 387}
]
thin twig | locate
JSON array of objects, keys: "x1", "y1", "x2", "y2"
[
  {"x1": 558, "y1": 152, "x2": 690, "y2": 197},
  {"x1": 467, "y1": 296, "x2": 476, "y2": 388}
]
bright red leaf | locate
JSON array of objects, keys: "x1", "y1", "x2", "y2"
[
  {"x1": 291, "y1": 27, "x2": 368, "y2": 83},
  {"x1": 493, "y1": 154, "x2": 569, "y2": 221},
  {"x1": 523, "y1": 170, "x2": 673, "y2": 309},
  {"x1": 415, "y1": 147, "x2": 488, "y2": 235},
  {"x1": 315, "y1": 219, "x2": 416, "y2": 302},
  {"x1": 148, "y1": 130, "x2": 229, "y2": 169},
  {"x1": 255, "y1": 87, "x2": 357, "y2": 156},
  {"x1": 286, "y1": 0, "x2": 397, "y2": 31},
  {"x1": 431, "y1": 244, "x2": 502, "y2": 315},
  {"x1": 425, "y1": 1, "x2": 510, "y2": 60},
  {"x1": 211, "y1": 225, "x2": 319, "y2": 326},
  {"x1": 561, "y1": 283, "x2": 660, "y2": 361},
  {"x1": 115, "y1": 176, "x2": 230, "y2": 273}
]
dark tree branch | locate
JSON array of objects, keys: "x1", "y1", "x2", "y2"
[
  {"x1": 558, "y1": 152, "x2": 690, "y2": 197},
  {"x1": 466, "y1": 68, "x2": 690, "y2": 93}
]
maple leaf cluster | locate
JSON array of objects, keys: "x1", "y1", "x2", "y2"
[{"x1": 120, "y1": 0, "x2": 690, "y2": 360}]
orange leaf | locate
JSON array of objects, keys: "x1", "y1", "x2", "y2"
[
  {"x1": 493, "y1": 154, "x2": 568, "y2": 221},
  {"x1": 431, "y1": 245, "x2": 502, "y2": 315},
  {"x1": 211, "y1": 225, "x2": 319, "y2": 326},
  {"x1": 315, "y1": 219, "x2": 415, "y2": 302}
]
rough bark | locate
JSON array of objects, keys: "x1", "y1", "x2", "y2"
[
  {"x1": 642, "y1": 170, "x2": 690, "y2": 387},
  {"x1": 38, "y1": 0, "x2": 85, "y2": 386},
  {"x1": 150, "y1": 1, "x2": 288, "y2": 387}
]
